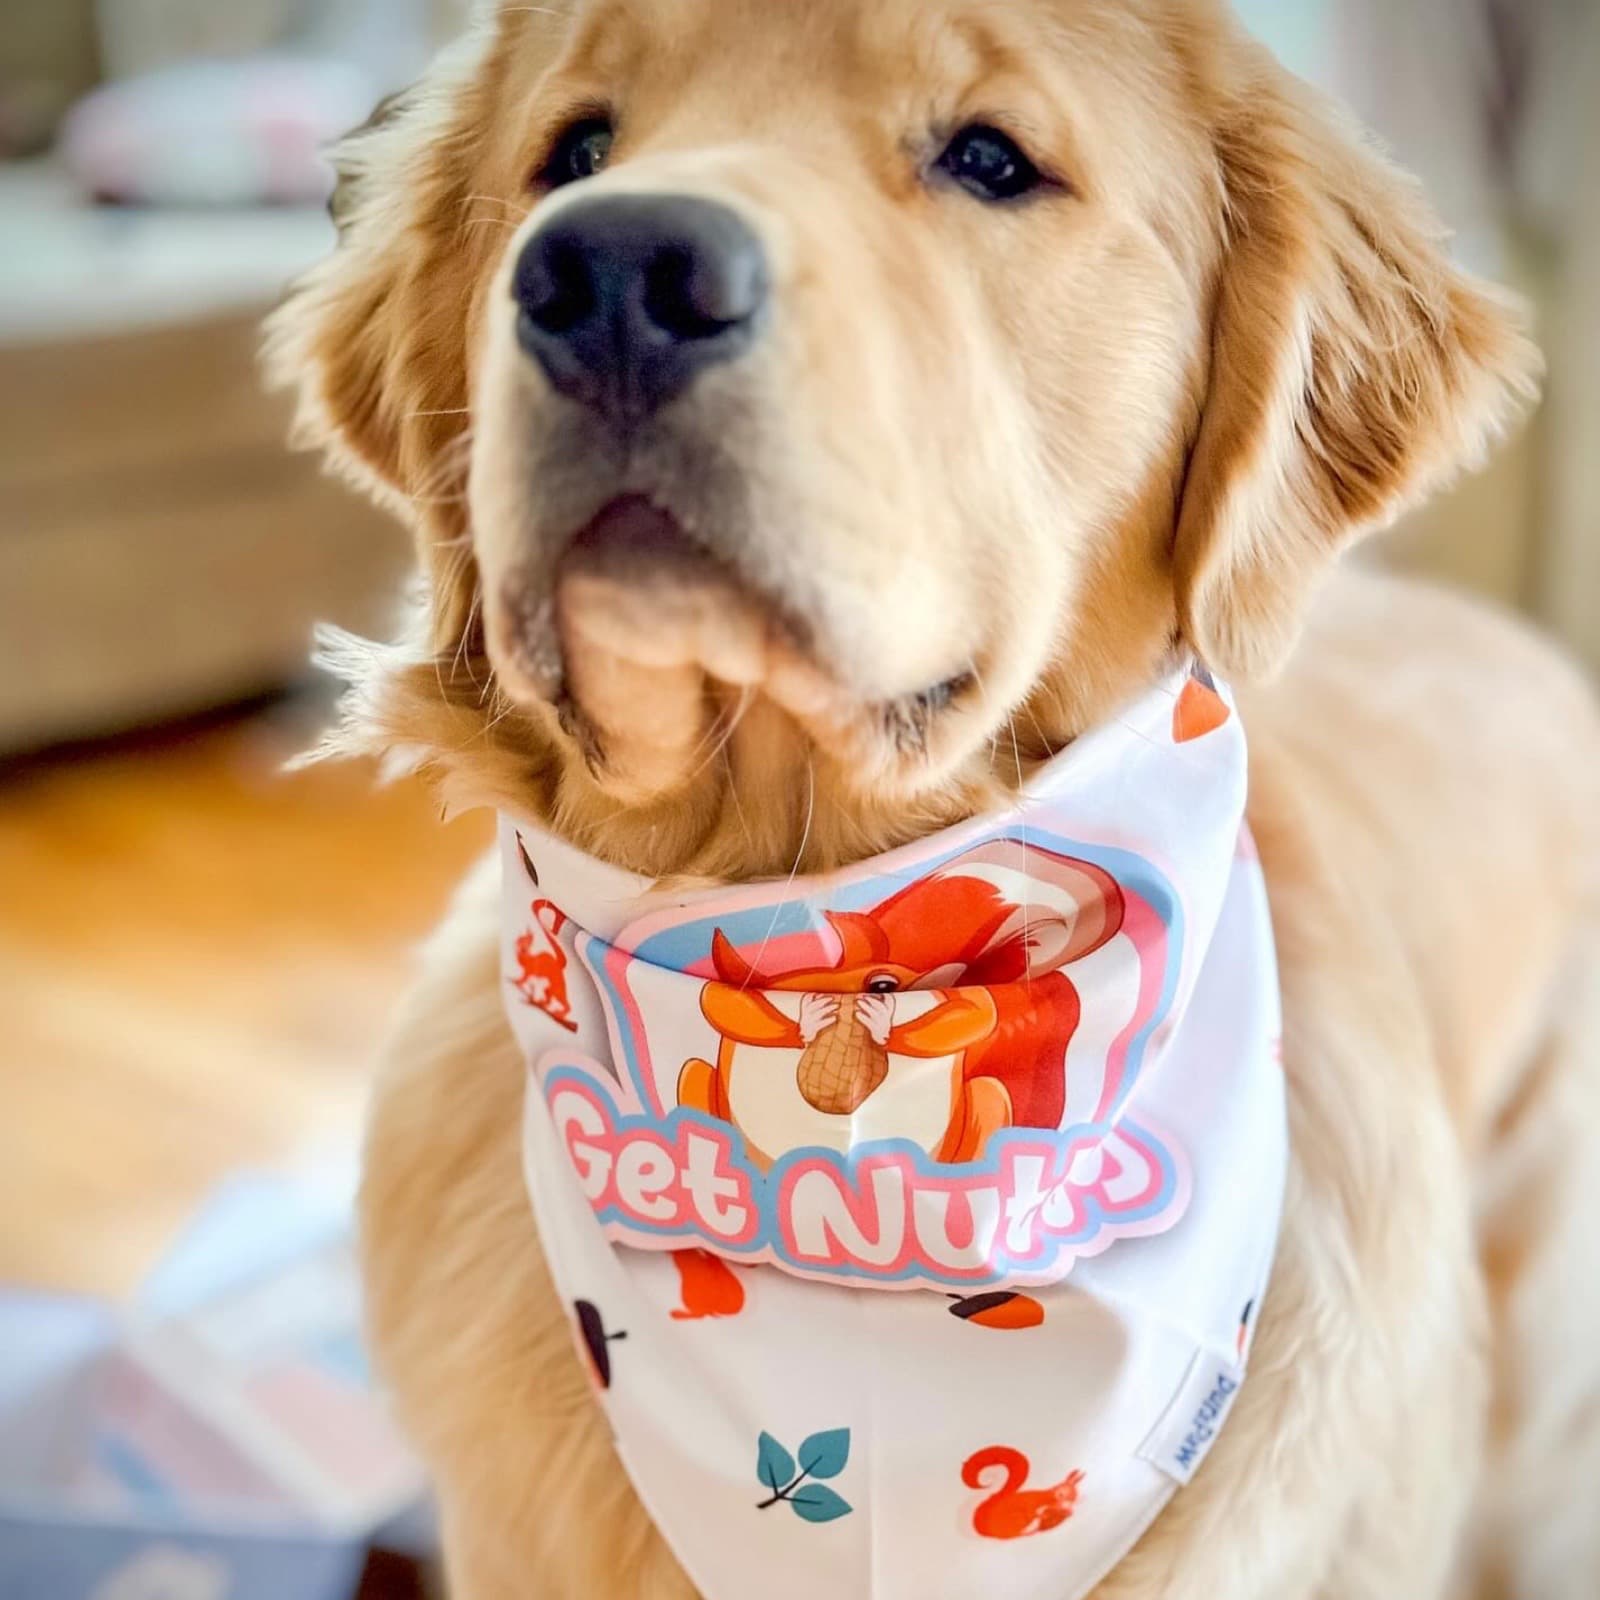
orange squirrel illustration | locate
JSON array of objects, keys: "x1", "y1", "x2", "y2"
[
  {"x1": 509, "y1": 839, "x2": 579, "y2": 1032},
  {"x1": 670, "y1": 1249, "x2": 746, "y2": 1320},
  {"x1": 676, "y1": 842, "x2": 1124, "y2": 1167},
  {"x1": 963, "y1": 1447, "x2": 1085, "y2": 1540},
  {"x1": 512, "y1": 899, "x2": 579, "y2": 1031}
]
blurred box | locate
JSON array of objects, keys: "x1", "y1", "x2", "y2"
[{"x1": 0, "y1": 1178, "x2": 432, "y2": 1600}]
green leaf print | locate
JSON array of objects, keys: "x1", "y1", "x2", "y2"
[
  {"x1": 789, "y1": 1484, "x2": 853, "y2": 1523},
  {"x1": 754, "y1": 1428, "x2": 854, "y2": 1522},
  {"x1": 757, "y1": 1431, "x2": 797, "y2": 1495},
  {"x1": 797, "y1": 1429, "x2": 851, "y2": 1480}
]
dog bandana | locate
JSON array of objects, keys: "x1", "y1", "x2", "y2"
[{"x1": 500, "y1": 666, "x2": 1286, "y2": 1600}]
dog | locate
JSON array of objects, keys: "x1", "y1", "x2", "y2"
[{"x1": 267, "y1": 0, "x2": 1600, "y2": 1594}]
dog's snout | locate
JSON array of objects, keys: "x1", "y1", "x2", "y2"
[{"x1": 513, "y1": 194, "x2": 768, "y2": 426}]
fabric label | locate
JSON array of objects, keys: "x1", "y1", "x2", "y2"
[{"x1": 1139, "y1": 1351, "x2": 1246, "y2": 1485}]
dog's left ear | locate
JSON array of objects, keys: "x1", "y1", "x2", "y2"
[
  {"x1": 1174, "y1": 41, "x2": 1542, "y2": 678},
  {"x1": 265, "y1": 4, "x2": 573, "y2": 654},
  {"x1": 264, "y1": 76, "x2": 486, "y2": 651}
]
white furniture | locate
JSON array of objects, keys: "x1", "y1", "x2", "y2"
[{"x1": 0, "y1": 163, "x2": 408, "y2": 751}]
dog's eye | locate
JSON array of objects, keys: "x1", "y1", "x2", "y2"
[
  {"x1": 936, "y1": 124, "x2": 1044, "y2": 203},
  {"x1": 539, "y1": 116, "x2": 614, "y2": 188},
  {"x1": 867, "y1": 975, "x2": 901, "y2": 994}
]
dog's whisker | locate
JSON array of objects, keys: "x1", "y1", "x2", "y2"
[
  {"x1": 1022, "y1": 706, "x2": 1060, "y2": 763},
  {"x1": 722, "y1": 744, "x2": 755, "y2": 854},
  {"x1": 684, "y1": 687, "x2": 753, "y2": 785},
  {"x1": 461, "y1": 192, "x2": 524, "y2": 215},
  {"x1": 741, "y1": 755, "x2": 815, "y2": 990},
  {"x1": 405, "y1": 430, "x2": 476, "y2": 506},
  {"x1": 1007, "y1": 716, "x2": 1033, "y2": 994},
  {"x1": 451, "y1": 588, "x2": 486, "y2": 689},
  {"x1": 1111, "y1": 716, "x2": 1164, "y2": 752},
  {"x1": 471, "y1": 698, "x2": 521, "y2": 745},
  {"x1": 428, "y1": 539, "x2": 482, "y2": 704}
]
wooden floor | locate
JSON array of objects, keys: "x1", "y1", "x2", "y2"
[{"x1": 0, "y1": 704, "x2": 492, "y2": 1298}]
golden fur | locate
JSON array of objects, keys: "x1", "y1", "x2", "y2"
[{"x1": 267, "y1": 0, "x2": 1600, "y2": 1593}]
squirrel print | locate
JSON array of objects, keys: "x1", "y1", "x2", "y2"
[
  {"x1": 963, "y1": 1447, "x2": 1085, "y2": 1540},
  {"x1": 670, "y1": 1249, "x2": 746, "y2": 1321},
  {"x1": 508, "y1": 838, "x2": 578, "y2": 1032}
]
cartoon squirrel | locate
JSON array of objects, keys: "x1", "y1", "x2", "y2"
[
  {"x1": 512, "y1": 899, "x2": 579, "y2": 1032},
  {"x1": 677, "y1": 842, "x2": 1125, "y2": 1168},
  {"x1": 963, "y1": 1447, "x2": 1085, "y2": 1540},
  {"x1": 509, "y1": 839, "x2": 579, "y2": 1033}
]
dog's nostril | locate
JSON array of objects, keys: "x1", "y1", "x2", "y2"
[
  {"x1": 644, "y1": 246, "x2": 718, "y2": 340},
  {"x1": 644, "y1": 241, "x2": 765, "y2": 340},
  {"x1": 515, "y1": 238, "x2": 595, "y2": 336}
]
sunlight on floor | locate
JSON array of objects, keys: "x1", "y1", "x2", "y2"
[{"x1": 0, "y1": 707, "x2": 492, "y2": 1297}]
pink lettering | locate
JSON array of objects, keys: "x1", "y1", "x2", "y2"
[
  {"x1": 543, "y1": 1064, "x2": 1183, "y2": 1290},
  {"x1": 548, "y1": 1076, "x2": 758, "y2": 1244},
  {"x1": 556, "y1": 1089, "x2": 612, "y2": 1202},
  {"x1": 913, "y1": 1186, "x2": 1001, "y2": 1273},
  {"x1": 682, "y1": 1129, "x2": 751, "y2": 1239},
  {"x1": 615, "y1": 1140, "x2": 676, "y2": 1222},
  {"x1": 786, "y1": 1163, "x2": 907, "y2": 1269}
]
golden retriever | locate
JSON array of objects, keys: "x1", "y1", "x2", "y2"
[{"x1": 267, "y1": 0, "x2": 1600, "y2": 1594}]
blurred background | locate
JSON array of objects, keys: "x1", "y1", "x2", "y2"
[{"x1": 0, "y1": 0, "x2": 1594, "y2": 1592}]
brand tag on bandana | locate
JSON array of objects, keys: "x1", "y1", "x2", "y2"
[{"x1": 1139, "y1": 1351, "x2": 1248, "y2": 1485}]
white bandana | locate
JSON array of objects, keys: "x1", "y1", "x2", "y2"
[{"x1": 500, "y1": 667, "x2": 1286, "y2": 1600}]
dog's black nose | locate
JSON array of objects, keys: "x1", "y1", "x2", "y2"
[{"x1": 512, "y1": 194, "x2": 768, "y2": 426}]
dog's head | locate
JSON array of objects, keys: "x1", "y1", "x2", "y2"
[{"x1": 269, "y1": 0, "x2": 1537, "y2": 876}]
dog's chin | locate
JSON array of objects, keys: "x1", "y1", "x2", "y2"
[
  {"x1": 483, "y1": 495, "x2": 986, "y2": 807},
  {"x1": 555, "y1": 496, "x2": 813, "y2": 696}
]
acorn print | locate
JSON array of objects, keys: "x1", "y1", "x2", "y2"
[
  {"x1": 516, "y1": 836, "x2": 541, "y2": 886},
  {"x1": 947, "y1": 1291, "x2": 1046, "y2": 1331},
  {"x1": 575, "y1": 1300, "x2": 627, "y2": 1389},
  {"x1": 1173, "y1": 664, "x2": 1231, "y2": 744}
]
